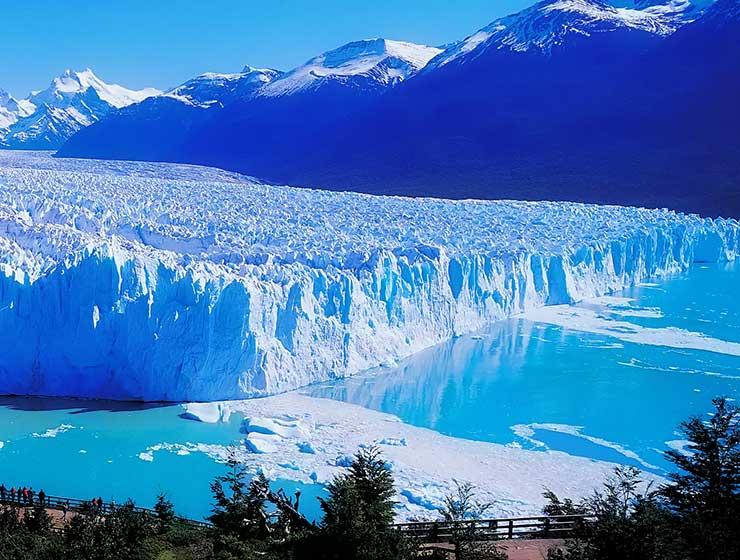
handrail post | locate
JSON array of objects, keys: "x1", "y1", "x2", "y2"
[
  {"x1": 544, "y1": 517, "x2": 550, "y2": 537},
  {"x1": 508, "y1": 519, "x2": 513, "y2": 539}
]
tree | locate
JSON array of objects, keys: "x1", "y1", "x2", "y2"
[
  {"x1": 663, "y1": 396, "x2": 740, "y2": 560},
  {"x1": 22, "y1": 505, "x2": 54, "y2": 534},
  {"x1": 438, "y1": 480, "x2": 506, "y2": 560},
  {"x1": 209, "y1": 450, "x2": 262, "y2": 540},
  {"x1": 154, "y1": 493, "x2": 176, "y2": 534},
  {"x1": 299, "y1": 446, "x2": 413, "y2": 560},
  {"x1": 545, "y1": 467, "x2": 682, "y2": 560}
]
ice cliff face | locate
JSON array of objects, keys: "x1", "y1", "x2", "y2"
[{"x1": 0, "y1": 151, "x2": 737, "y2": 401}]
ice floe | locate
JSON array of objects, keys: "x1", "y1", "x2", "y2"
[
  {"x1": 140, "y1": 393, "x2": 664, "y2": 520},
  {"x1": 527, "y1": 297, "x2": 740, "y2": 357}
]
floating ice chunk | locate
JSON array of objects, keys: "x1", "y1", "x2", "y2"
[
  {"x1": 138, "y1": 451, "x2": 154, "y2": 462},
  {"x1": 400, "y1": 487, "x2": 444, "y2": 511},
  {"x1": 243, "y1": 416, "x2": 308, "y2": 439},
  {"x1": 0, "y1": 441, "x2": 4, "y2": 449},
  {"x1": 32, "y1": 424, "x2": 75, "y2": 438},
  {"x1": 181, "y1": 403, "x2": 231, "y2": 424},
  {"x1": 245, "y1": 432, "x2": 280, "y2": 454},
  {"x1": 334, "y1": 455, "x2": 354, "y2": 467},
  {"x1": 527, "y1": 303, "x2": 740, "y2": 357},
  {"x1": 665, "y1": 440, "x2": 694, "y2": 457},
  {"x1": 378, "y1": 437, "x2": 408, "y2": 447},
  {"x1": 297, "y1": 441, "x2": 317, "y2": 454}
]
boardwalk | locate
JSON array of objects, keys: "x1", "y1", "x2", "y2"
[{"x1": 0, "y1": 493, "x2": 211, "y2": 530}]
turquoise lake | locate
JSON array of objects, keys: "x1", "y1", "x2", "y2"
[
  {"x1": 1, "y1": 263, "x2": 738, "y2": 520},
  {"x1": 310, "y1": 262, "x2": 740, "y2": 473}
]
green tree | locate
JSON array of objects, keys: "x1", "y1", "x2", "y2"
[
  {"x1": 663, "y1": 396, "x2": 740, "y2": 560},
  {"x1": 298, "y1": 446, "x2": 413, "y2": 560},
  {"x1": 546, "y1": 467, "x2": 682, "y2": 560},
  {"x1": 154, "y1": 493, "x2": 176, "y2": 535},
  {"x1": 438, "y1": 480, "x2": 506, "y2": 560}
]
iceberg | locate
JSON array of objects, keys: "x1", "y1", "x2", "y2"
[{"x1": 0, "y1": 151, "x2": 737, "y2": 401}]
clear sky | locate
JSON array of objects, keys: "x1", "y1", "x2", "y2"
[{"x1": 0, "y1": 0, "x2": 534, "y2": 98}]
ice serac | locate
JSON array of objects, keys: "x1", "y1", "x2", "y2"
[{"x1": 0, "y1": 151, "x2": 738, "y2": 402}]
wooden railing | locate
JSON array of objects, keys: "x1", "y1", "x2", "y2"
[
  {"x1": 394, "y1": 514, "x2": 593, "y2": 542},
  {"x1": 0, "y1": 494, "x2": 212, "y2": 529}
]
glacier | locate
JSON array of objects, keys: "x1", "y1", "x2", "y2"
[{"x1": 0, "y1": 150, "x2": 737, "y2": 402}]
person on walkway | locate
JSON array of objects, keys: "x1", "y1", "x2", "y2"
[
  {"x1": 38, "y1": 489, "x2": 46, "y2": 507},
  {"x1": 9, "y1": 487, "x2": 16, "y2": 504},
  {"x1": 21, "y1": 487, "x2": 28, "y2": 505},
  {"x1": 61, "y1": 501, "x2": 68, "y2": 521},
  {"x1": 0, "y1": 483, "x2": 6, "y2": 503},
  {"x1": 28, "y1": 487, "x2": 35, "y2": 505}
]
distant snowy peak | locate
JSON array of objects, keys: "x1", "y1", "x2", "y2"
[
  {"x1": 0, "y1": 89, "x2": 34, "y2": 129},
  {"x1": 260, "y1": 38, "x2": 442, "y2": 97},
  {"x1": 428, "y1": 0, "x2": 708, "y2": 67},
  {"x1": 1, "y1": 69, "x2": 160, "y2": 149},
  {"x1": 29, "y1": 69, "x2": 160, "y2": 110},
  {"x1": 166, "y1": 66, "x2": 281, "y2": 107}
]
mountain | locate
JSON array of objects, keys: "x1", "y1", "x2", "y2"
[
  {"x1": 0, "y1": 89, "x2": 33, "y2": 131},
  {"x1": 59, "y1": 39, "x2": 441, "y2": 168},
  {"x1": 58, "y1": 0, "x2": 739, "y2": 217},
  {"x1": 1, "y1": 69, "x2": 160, "y2": 150},
  {"x1": 165, "y1": 65, "x2": 280, "y2": 106},
  {"x1": 258, "y1": 38, "x2": 441, "y2": 97},
  {"x1": 56, "y1": 66, "x2": 280, "y2": 162}
]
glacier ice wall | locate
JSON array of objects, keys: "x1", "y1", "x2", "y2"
[{"x1": 0, "y1": 151, "x2": 737, "y2": 401}]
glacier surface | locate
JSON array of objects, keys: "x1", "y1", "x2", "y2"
[{"x1": 0, "y1": 151, "x2": 737, "y2": 401}]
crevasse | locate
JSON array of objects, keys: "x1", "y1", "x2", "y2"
[{"x1": 0, "y1": 152, "x2": 737, "y2": 401}]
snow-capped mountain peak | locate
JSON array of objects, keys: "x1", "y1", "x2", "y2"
[
  {"x1": 0, "y1": 69, "x2": 161, "y2": 149},
  {"x1": 259, "y1": 38, "x2": 442, "y2": 97},
  {"x1": 427, "y1": 0, "x2": 709, "y2": 68},
  {"x1": 31, "y1": 68, "x2": 160, "y2": 109},
  {"x1": 166, "y1": 66, "x2": 280, "y2": 106}
]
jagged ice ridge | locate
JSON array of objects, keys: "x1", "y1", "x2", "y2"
[{"x1": 0, "y1": 151, "x2": 737, "y2": 401}]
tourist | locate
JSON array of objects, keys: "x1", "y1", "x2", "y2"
[
  {"x1": 9, "y1": 487, "x2": 16, "y2": 504},
  {"x1": 0, "y1": 483, "x2": 6, "y2": 503},
  {"x1": 38, "y1": 488, "x2": 46, "y2": 506}
]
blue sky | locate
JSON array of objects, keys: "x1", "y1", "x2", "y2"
[{"x1": 0, "y1": 0, "x2": 534, "y2": 97}]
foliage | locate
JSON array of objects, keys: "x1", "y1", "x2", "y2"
[
  {"x1": 294, "y1": 446, "x2": 414, "y2": 560},
  {"x1": 547, "y1": 397, "x2": 740, "y2": 560},
  {"x1": 1, "y1": 397, "x2": 736, "y2": 560},
  {"x1": 436, "y1": 480, "x2": 506, "y2": 560},
  {"x1": 663, "y1": 396, "x2": 740, "y2": 560},
  {"x1": 154, "y1": 494, "x2": 176, "y2": 534}
]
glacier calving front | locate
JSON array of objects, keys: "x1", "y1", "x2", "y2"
[{"x1": 0, "y1": 152, "x2": 737, "y2": 401}]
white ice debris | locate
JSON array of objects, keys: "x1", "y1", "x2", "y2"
[
  {"x1": 0, "y1": 150, "x2": 737, "y2": 401},
  {"x1": 181, "y1": 403, "x2": 232, "y2": 423},
  {"x1": 147, "y1": 393, "x2": 665, "y2": 520},
  {"x1": 31, "y1": 424, "x2": 76, "y2": 438},
  {"x1": 526, "y1": 297, "x2": 740, "y2": 356}
]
